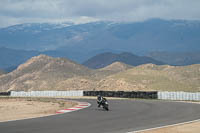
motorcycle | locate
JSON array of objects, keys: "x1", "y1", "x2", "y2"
[
  {"x1": 97, "y1": 97, "x2": 109, "y2": 111},
  {"x1": 102, "y1": 99, "x2": 109, "y2": 111}
]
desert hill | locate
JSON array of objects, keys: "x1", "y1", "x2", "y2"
[
  {"x1": 97, "y1": 64, "x2": 200, "y2": 92},
  {"x1": 0, "y1": 55, "x2": 97, "y2": 91},
  {"x1": 1, "y1": 55, "x2": 200, "y2": 92},
  {"x1": 0, "y1": 55, "x2": 128, "y2": 92},
  {"x1": 99, "y1": 62, "x2": 133, "y2": 72},
  {"x1": 93, "y1": 62, "x2": 134, "y2": 79},
  {"x1": 83, "y1": 52, "x2": 164, "y2": 69}
]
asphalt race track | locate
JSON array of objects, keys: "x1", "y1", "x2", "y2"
[{"x1": 1, "y1": 99, "x2": 200, "y2": 133}]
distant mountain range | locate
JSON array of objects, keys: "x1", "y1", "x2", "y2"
[
  {"x1": 0, "y1": 18, "x2": 200, "y2": 62},
  {"x1": 0, "y1": 47, "x2": 39, "y2": 71},
  {"x1": 148, "y1": 51, "x2": 200, "y2": 66},
  {"x1": 0, "y1": 47, "x2": 164, "y2": 72},
  {"x1": 0, "y1": 22, "x2": 74, "y2": 50},
  {"x1": 83, "y1": 52, "x2": 164, "y2": 69},
  {"x1": 1, "y1": 47, "x2": 200, "y2": 72},
  {"x1": 1, "y1": 55, "x2": 200, "y2": 92},
  {"x1": 0, "y1": 18, "x2": 200, "y2": 70}
]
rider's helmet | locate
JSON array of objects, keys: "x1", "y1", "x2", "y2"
[{"x1": 97, "y1": 95, "x2": 102, "y2": 101}]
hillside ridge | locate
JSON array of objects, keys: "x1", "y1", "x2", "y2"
[
  {"x1": 1, "y1": 55, "x2": 200, "y2": 92},
  {"x1": 83, "y1": 52, "x2": 164, "y2": 69}
]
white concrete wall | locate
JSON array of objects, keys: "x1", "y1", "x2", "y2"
[
  {"x1": 10, "y1": 91, "x2": 83, "y2": 97},
  {"x1": 158, "y1": 91, "x2": 200, "y2": 101}
]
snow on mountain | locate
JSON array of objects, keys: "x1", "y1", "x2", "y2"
[{"x1": 2, "y1": 22, "x2": 74, "y2": 33}]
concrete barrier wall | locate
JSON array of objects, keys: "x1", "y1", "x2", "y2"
[
  {"x1": 8, "y1": 91, "x2": 200, "y2": 101},
  {"x1": 10, "y1": 91, "x2": 83, "y2": 97},
  {"x1": 158, "y1": 91, "x2": 200, "y2": 101}
]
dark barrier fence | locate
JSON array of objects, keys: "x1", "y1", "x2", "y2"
[
  {"x1": 83, "y1": 91, "x2": 158, "y2": 99},
  {"x1": 1, "y1": 90, "x2": 157, "y2": 99},
  {"x1": 0, "y1": 91, "x2": 11, "y2": 96}
]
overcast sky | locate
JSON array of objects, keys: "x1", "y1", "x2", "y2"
[{"x1": 0, "y1": 0, "x2": 200, "y2": 27}]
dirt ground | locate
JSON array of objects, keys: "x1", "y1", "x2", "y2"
[
  {"x1": 139, "y1": 121, "x2": 200, "y2": 133},
  {"x1": 0, "y1": 97, "x2": 77, "y2": 122}
]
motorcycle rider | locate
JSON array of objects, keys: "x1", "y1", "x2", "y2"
[{"x1": 97, "y1": 95, "x2": 107, "y2": 107}]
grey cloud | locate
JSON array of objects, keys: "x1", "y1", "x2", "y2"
[{"x1": 0, "y1": 0, "x2": 200, "y2": 27}]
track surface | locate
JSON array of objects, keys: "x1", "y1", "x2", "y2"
[{"x1": 1, "y1": 99, "x2": 200, "y2": 133}]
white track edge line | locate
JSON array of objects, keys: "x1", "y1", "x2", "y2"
[{"x1": 129, "y1": 119, "x2": 200, "y2": 133}]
